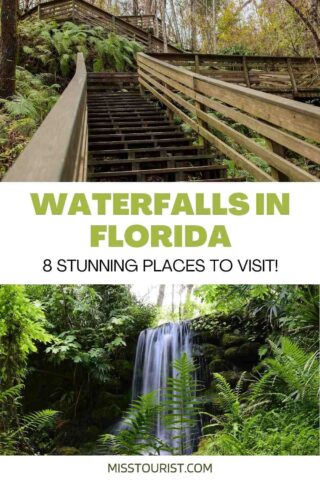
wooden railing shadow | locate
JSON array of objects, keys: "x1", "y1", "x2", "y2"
[{"x1": 137, "y1": 53, "x2": 320, "y2": 182}]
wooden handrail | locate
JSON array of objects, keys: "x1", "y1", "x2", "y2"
[
  {"x1": 137, "y1": 52, "x2": 320, "y2": 182},
  {"x1": 150, "y1": 52, "x2": 320, "y2": 65},
  {"x1": 3, "y1": 53, "x2": 88, "y2": 182},
  {"x1": 149, "y1": 53, "x2": 320, "y2": 98}
]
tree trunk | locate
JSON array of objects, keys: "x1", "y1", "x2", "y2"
[
  {"x1": 169, "y1": 0, "x2": 182, "y2": 46},
  {"x1": 284, "y1": 0, "x2": 320, "y2": 50},
  {"x1": 133, "y1": 0, "x2": 139, "y2": 15},
  {"x1": 212, "y1": 0, "x2": 217, "y2": 53},
  {"x1": 0, "y1": 0, "x2": 18, "y2": 99},
  {"x1": 160, "y1": 0, "x2": 168, "y2": 52},
  {"x1": 157, "y1": 285, "x2": 166, "y2": 307},
  {"x1": 191, "y1": 0, "x2": 197, "y2": 51}
]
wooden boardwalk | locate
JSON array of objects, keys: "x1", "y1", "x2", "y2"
[
  {"x1": 19, "y1": 0, "x2": 180, "y2": 53},
  {"x1": 150, "y1": 53, "x2": 320, "y2": 99},
  {"x1": 4, "y1": 4, "x2": 320, "y2": 182}
]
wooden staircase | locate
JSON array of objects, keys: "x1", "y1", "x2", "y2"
[
  {"x1": 20, "y1": 0, "x2": 180, "y2": 53},
  {"x1": 87, "y1": 74, "x2": 229, "y2": 182}
]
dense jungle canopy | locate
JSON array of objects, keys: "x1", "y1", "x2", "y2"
[{"x1": 0, "y1": 284, "x2": 318, "y2": 455}]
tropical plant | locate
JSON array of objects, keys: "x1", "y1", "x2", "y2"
[
  {"x1": 19, "y1": 20, "x2": 142, "y2": 79},
  {"x1": 197, "y1": 338, "x2": 319, "y2": 455},
  {"x1": 0, "y1": 384, "x2": 58, "y2": 455},
  {"x1": 0, "y1": 285, "x2": 52, "y2": 388},
  {"x1": 162, "y1": 353, "x2": 201, "y2": 455},
  {"x1": 251, "y1": 337, "x2": 319, "y2": 410},
  {"x1": 99, "y1": 391, "x2": 169, "y2": 455}
]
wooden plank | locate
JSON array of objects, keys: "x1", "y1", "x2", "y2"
[
  {"x1": 139, "y1": 76, "x2": 274, "y2": 182},
  {"x1": 138, "y1": 53, "x2": 320, "y2": 142},
  {"x1": 89, "y1": 164, "x2": 226, "y2": 178},
  {"x1": 139, "y1": 67, "x2": 317, "y2": 181},
  {"x1": 138, "y1": 60, "x2": 320, "y2": 164}
]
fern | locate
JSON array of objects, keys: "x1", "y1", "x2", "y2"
[
  {"x1": 0, "y1": 385, "x2": 23, "y2": 405},
  {"x1": 252, "y1": 337, "x2": 319, "y2": 407},
  {"x1": 21, "y1": 409, "x2": 59, "y2": 434},
  {"x1": 163, "y1": 353, "x2": 201, "y2": 455},
  {"x1": 99, "y1": 391, "x2": 169, "y2": 455}
]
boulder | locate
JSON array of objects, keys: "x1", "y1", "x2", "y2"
[
  {"x1": 221, "y1": 333, "x2": 247, "y2": 348},
  {"x1": 224, "y1": 342, "x2": 260, "y2": 367},
  {"x1": 201, "y1": 343, "x2": 221, "y2": 358},
  {"x1": 208, "y1": 357, "x2": 230, "y2": 373}
]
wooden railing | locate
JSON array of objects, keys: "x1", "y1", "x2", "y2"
[
  {"x1": 150, "y1": 53, "x2": 320, "y2": 98},
  {"x1": 120, "y1": 15, "x2": 163, "y2": 38},
  {"x1": 137, "y1": 52, "x2": 320, "y2": 182},
  {"x1": 20, "y1": 0, "x2": 180, "y2": 53},
  {"x1": 3, "y1": 54, "x2": 88, "y2": 182}
]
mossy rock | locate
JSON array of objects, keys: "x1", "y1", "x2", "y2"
[
  {"x1": 196, "y1": 330, "x2": 221, "y2": 345},
  {"x1": 208, "y1": 357, "x2": 230, "y2": 373},
  {"x1": 201, "y1": 343, "x2": 221, "y2": 358},
  {"x1": 224, "y1": 342, "x2": 260, "y2": 367},
  {"x1": 56, "y1": 447, "x2": 81, "y2": 456},
  {"x1": 221, "y1": 333, "x2": 247, "y2": 348},
  {"x1": 91, "y1": 404, "x2": 122, "y2": 427}
]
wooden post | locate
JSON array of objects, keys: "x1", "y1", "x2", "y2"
[
  {"x1": 193, "y1": 77, "x2": 210, "y2": 151},
  {"x1": 72, "y1": 0, "x2": 75, "y2": 22},
  {"x1": 38, "y1": 3, "x2": 41, "y2": 19},
  {"x1": 112, "y1": 15, "x2": 116, "y2": 32},
  {"x1": 195, "y1": 54, "x2": 200, "y2": 74},
  {"x1": 287, "y1": 58, "x2": 298, "y2": 96},
  {"x1": 242, "y1": 56, "x2": 251, "y2": 88},
  {"x1": 148, "y1": 32, "x2": 152, "y2": 51},
  {"x1": 267, "y1": 140, "x2": 290, "y2": 181}
]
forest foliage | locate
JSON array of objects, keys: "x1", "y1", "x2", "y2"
[
  {"x1": 0, "y1": 283, "x2": 318, "y2": 456},
  {"x1": 0, "y1": 18, "x2": 141, "y2": 179}
]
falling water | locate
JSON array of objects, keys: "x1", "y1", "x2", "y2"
[{"x1": 132, "y1": 321, "x2": 197, "y2": 454}]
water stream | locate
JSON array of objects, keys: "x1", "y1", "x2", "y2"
[{"x1": 131, "y1": 322, "x2": 197, "y2": 454}]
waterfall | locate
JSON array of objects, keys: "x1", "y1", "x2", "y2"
[{"x1": 131, "y1": 321, "x2": 197, "y2": 454}]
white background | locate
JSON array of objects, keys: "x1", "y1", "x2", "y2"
[
  {"x1": 0, "y1": 182, "x2": 319, "y2": 284},
  {"x1": 0, "y1": 182, "x2": 319, "y2": 475},
  {"x1": 0, "y1": 456, "x2": 319, "y2": 480}
]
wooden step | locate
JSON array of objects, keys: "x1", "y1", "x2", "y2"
[
  {"x1": 89, "y1": 145, "x2": 208, "y2": 158},
  {"x1": 87, "y1": 83, "x2": 232, "y2": 182},
  {"x1": 88, "y1": 164, "x2": 227, "y2": 181},
  {"x1": 88, "y1": 154, "x2": 219, "y2": 167}
]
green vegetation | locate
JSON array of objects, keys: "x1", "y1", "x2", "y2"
[
  {"x1": 19, "y1": 21, "x2": 142, "y2": 79},
  {"x1": 0, "y1": 19, "x2": 142, "y2": 179},
  {"x1": 0, "y1": 284, "x2": 318, "y2": 455},
  {"x1": 0, "y1": 285, "x2": 156, "y2": 455},
  {"x1": 197, "y1": 338, "x2": 319, "y2": 455}
]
